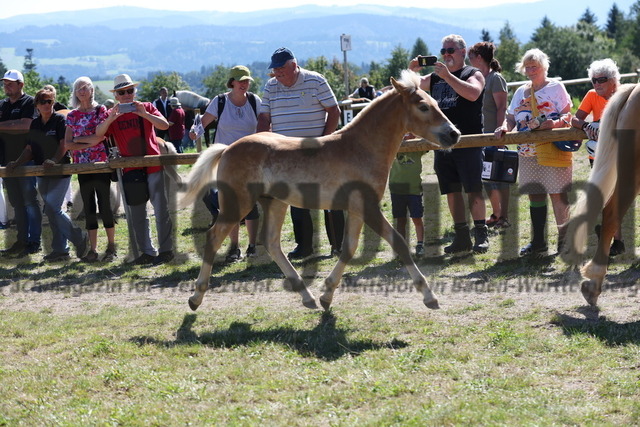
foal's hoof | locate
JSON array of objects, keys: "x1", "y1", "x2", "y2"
[
  {"x1": 319, "y1": 298, "x2": 332, "y2": 311},
  {"x1": 580, "y1": 280, "x2": 600, "y2": 307},
  {"x1": 303, "y1": 298, "x2": 318, "y2": 310},
  {"x1": 424, "y1": 298, "x2": 440, "y2": 310},
  {"x1": 188, "y1": 297, "x2": 200, "y2": 312}
]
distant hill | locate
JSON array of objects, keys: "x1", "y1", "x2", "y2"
[
  {"x1": 0, "y1": 12, "x2": 476, "y2": 80},
  {"x1": 0, "y1": 1, "x2": 630, "y2": 81}
]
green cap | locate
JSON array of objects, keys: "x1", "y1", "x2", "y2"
[{"x1": 228, "y1": 65, "x2": 254, "y2": 82}]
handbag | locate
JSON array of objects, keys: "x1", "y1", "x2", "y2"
[
  {"x1": 122, "y1": 168, "x2": 149, "y2": 206},
  {"x1": 482, "y1": 148, "x2": 519, "y2": 183}
]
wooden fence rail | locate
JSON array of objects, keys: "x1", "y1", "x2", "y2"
[{"x1": 0, "y1": 128, "x2": 586, "y2": 178}]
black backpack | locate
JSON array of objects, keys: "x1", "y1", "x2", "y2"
[{"x1": 213, "y1": 92, "x2": 258, "y2": 142}]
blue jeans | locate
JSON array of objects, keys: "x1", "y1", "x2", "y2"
[
  {"x1": 4, "y1": 168, "x2": 42, "y2": 245},
  {"x1": 37, "y1": 176, "x2": 85, "y2": 254}
]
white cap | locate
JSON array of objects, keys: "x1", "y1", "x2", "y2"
[{"x1": 2, "y1": 69, "x2": 24, "y2": 82}]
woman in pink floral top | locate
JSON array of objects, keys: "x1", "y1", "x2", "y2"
[{"x1": 64, "y1": 76, "x2": 117, "y2": 262}]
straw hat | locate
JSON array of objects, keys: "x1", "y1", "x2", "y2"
[{"x1": 110, "y1": 74, "x2": 139, "y2": 92}]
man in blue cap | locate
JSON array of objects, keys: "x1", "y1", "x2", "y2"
[{"x1": 257, "y1": 47, "x2": 343, "y2": 259}]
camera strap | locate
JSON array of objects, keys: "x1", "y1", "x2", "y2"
[{"x1": 529, "y1": 84, "x2": 539, "y2": 118}]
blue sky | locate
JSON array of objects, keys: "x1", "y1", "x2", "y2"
[{"x1": 0, "y1": 0, "x2": 540, "y2": 19}]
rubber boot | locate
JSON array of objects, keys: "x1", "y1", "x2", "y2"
[
  {"x1": 444, "y1": 223, "x2": 472, "y2": 254},
  {"x1": 520, "y1": 204, "x2": 548, "y2": 256},
  {"x1": 473, "y1": 224, "x2": 489, "y2": 253}
]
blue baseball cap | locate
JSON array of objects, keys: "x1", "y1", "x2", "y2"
[{"x1": 269, "y1": 47, "x2": 295, "y2": 69}]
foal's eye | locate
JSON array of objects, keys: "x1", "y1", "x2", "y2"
[{"x1": 418, "y1": 105, "x2": 430, "y2": 112}]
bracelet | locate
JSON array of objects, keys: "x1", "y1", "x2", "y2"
[{"x1": 582, "y1": 121, "x2": 589, "y2": 130}]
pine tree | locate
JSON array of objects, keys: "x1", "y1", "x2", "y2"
[
  {"x1": 495, "y1": 22, "x2": 521, "y2": 82},
  {"x1": 410, "y1": 38, "x2": 429, "y2": 58},
  {"x1": 579, "y1": 8, "x2": 597, "y2": 25},
  {"x1": 384, "y1": 45, "x2": 411, "y2": 84},
  {"x1": 606, "y1": 3, "x2": 623, "y2": 40},
  {"x1": 411, "y1": 38, "x2": 430, "y2": 76}
]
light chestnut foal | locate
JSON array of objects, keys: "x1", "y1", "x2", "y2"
[
  {"x1": 564, "y1": 83, "x2": 640, "y2": 306},
  {"x1": 181, "y1": 71, "x2": 461, "y2": 312}
]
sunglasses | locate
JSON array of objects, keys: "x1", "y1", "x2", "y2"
[
  {"x1": 38, "y1": 99, "x2": 53, "y2": 105},
  {"x1": 440, "y1": 47, "x2": 457, "y2": 55},
  {"x1": 116, "y1": 88, "x2": 135, "y2": 96},
  {"x1": 591, "y1": 77, "x2": 609, "y2": 85}
]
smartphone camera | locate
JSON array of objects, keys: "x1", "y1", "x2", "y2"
[
  {"x1": 118, "y1": 103, "x2": 136, "y2": 113},
  {"x1": 417, "y1": 55, "x2": 438, "y2": 67}
]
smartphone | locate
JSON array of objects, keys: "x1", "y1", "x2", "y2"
[
  {"x1": 417, "y1": 55, "x2": 438, "y2": 67},
  {"x1": 118, "y1": 102, "x2": 136, "y2": 113}
]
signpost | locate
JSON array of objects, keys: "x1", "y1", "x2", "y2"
[{"x1": 340, "y1": 34, "x2": 351, "y2": 98}]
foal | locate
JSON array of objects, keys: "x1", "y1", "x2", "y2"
[
  {"x1": 564, "y1": 83, "x2": 640, "y2": 305},
  {"x1": 181, "y1": 71, "x2": 461, "y2": 311}
]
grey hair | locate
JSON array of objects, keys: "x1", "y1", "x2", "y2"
[
  {"x1": 71, "y1": 76, "x2": 98, "y2": 109},
  {"x1": 515, "y1": 48, "x2": 550, "y2": 76},
  {"x1": 588, "y1": 58, "x2": 620, "y2": 82},
  {"x1": 441, "y1": 34, "x2": 466, "y2": 50}
]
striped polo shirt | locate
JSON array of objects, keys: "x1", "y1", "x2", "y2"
[{"x1": 260, "y1": 67, "x2": 338, "y2": 138}]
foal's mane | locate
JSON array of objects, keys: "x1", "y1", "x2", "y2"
[{"x1": 336, "y1": 70, "x2": 420, "y2": 134}]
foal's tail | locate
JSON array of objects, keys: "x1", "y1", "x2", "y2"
[
  {"x1": 564, "y1": 84, "x2": 636, "y2": 260},
  {"x1": 180, "y1": 144, "x2": 227, "y2": 208}
]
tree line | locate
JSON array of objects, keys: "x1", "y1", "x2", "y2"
[{"x1": 2, "y1": 3, "x2": 639, "y2": 104}]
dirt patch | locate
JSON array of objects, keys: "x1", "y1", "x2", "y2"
[{"x1": 2, "y1": 265, "x2": 639, "y2": 325}]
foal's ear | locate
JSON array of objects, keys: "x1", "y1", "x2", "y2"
[
  {"x1": 389, "y1": 77, "x2": 409, "y2": 95},
  {"x1": 390, "y1": 77, "x2": 404, "y2": 93}
]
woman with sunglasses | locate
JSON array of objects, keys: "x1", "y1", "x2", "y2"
[
  {"x1": 571, "y1": 59, "x2": 620, "y2": 165},
  {"x1": 570, "y1": 58, "x2": 624, "y2": 256},
  {"x1": 65, "y1": 76, "x2": 117, "y2": 262},
  {"x1": 7, "y1": 87, "x2": 89, "y2": 262},
  {"x1": 494, "y1": 48, "x2": 573, "y2": 257}
]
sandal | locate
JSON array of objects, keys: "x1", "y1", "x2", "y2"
[
  {"x1": 486, "y1": 214, "x2": 499, "y2": 228},
  {"x1": 225, "y1": 247, "x2": 242, "y2": 263},
  {"x1": 495, "y1": 217, "x2": 510, "y2": 229},
  {"x1": 102, "y1": 244, "x2": 117, "y2": 262},
  {"x1": 82, "y1": 250, "x2": 99, "y2": 263}
]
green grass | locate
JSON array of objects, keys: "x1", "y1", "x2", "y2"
[
  {"x1": 1, "y1": 299, "x2": 639, "y2": 425},
  {"x1": 1, "y1": 148, "x2": 640, "y2": 424}
]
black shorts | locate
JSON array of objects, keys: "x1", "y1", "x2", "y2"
[{"x1": 434, "y1": 147, "x2": 484, "y2": 194}]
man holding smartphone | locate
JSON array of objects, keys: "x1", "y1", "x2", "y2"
[{"x1": 409, "y1": 34, "x2": 488, "y2": 254}]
